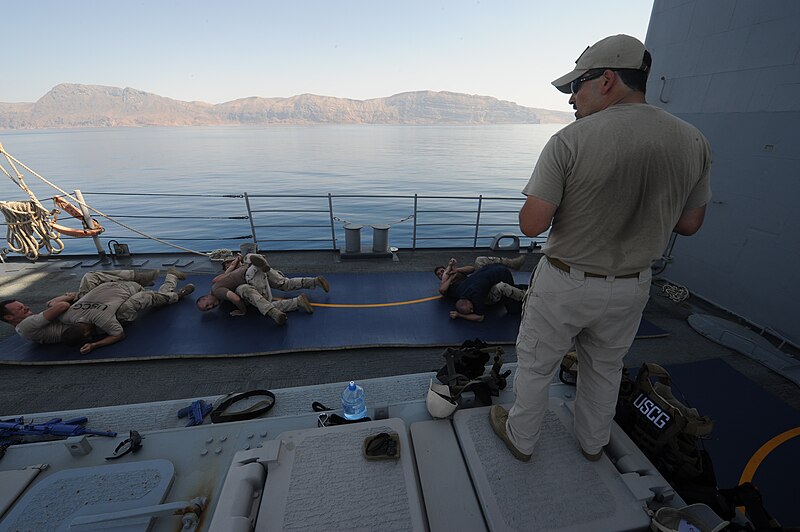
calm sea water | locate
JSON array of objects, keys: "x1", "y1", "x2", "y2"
[{"x1": 0, "y1": 124, "x2": 563, "y2": 254}]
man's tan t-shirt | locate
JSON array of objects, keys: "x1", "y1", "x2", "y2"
[{"x1": 523, "y1": 103, "x2": 711, "y2": 275}]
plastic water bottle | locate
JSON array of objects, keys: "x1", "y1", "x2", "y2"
[{"x1": 341, "y1": 381, "x2": 367, "y2": 420}]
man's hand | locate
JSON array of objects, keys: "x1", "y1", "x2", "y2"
[
  {"x1": 449, "y1": 310, "x2": 459, "y2": 319},
  {"x1": 230, "y1": 309, "x2": 246, "y2": 317},
  {"x1": 78, "y1": 333, "x2": 124, "y2": 354},
  {"x1": 46, "y1": 292, "x2": 77, "y2": 308}
]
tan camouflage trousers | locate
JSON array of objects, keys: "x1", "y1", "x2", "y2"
[{"x1": 116, "y1": 274, "x2": 180, "y2": 322}]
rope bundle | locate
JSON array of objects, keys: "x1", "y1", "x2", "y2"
[
  {"x1": 0, "y1": 200, "x2": 65, "y2": 260},
  {"x1": 661, "y1": 282, "x2": 690, "y2": 303}
]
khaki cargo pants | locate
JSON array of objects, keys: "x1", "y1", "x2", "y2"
[{"x1": 506, "y1": 258, "x2": 651, "y2": 456}]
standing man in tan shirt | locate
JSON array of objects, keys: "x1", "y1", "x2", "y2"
[{"x1": 490, "y1": 35, "x2": 712, "y2": 463}]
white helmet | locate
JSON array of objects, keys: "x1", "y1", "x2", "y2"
[
  {"x1": 426, "y1": 379, "x2": 458, "y2": 418},
  {"x1": 650, "y1": 504, "x2": 728, "y2": 532}
]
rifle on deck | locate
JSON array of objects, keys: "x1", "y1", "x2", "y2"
[{"x1": 0, "y1": 416, "x2": 117, "y2": 445}]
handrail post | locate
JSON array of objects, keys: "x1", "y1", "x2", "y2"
[
  {"x1": 74, "y1": 189, "x2": 106, "y2": 258},
  {"x1": 328, "y1": 193, "x2": 337, "y2": 251},
  {"x1": 412, "y1": 194, "x2": 418, "y2": 251},
  {"x1": 473, "y1": 195, "x2": 483, "y2": 249},
  {"x1": 243, "y1": 192, "x2": 258, "y2": 250}
]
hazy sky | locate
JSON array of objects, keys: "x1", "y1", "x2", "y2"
[{"x1": 4, "y1": 1, "x2": 653, "y2": 112}]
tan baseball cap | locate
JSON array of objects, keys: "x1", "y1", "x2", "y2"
[{"x1": 552, "y1": 34, "x2": 649, "y2": 94}]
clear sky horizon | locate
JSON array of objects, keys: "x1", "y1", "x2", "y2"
[{"x1": 4, "y1": 1, "x2": 653, "y2": 112}]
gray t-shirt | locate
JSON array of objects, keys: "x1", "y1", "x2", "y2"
[
  {"x1": 523, "y1": 103, "x2": 712, "y2": 275},
  {"x1": 61, "y1": 282, "x2": 142, "y2": 336},
  {"x1": 16, "y1": 313, "x2": 68, "y2": 344}
]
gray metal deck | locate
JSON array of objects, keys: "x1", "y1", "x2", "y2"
[
  {"x1": 0, "y1": 371, "x2": 679, "y2": 531},
  {"x1": 2, "y1": 249, "x2": 798, "y2": 416}
]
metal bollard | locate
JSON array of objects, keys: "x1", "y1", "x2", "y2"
[
  {"x1": 372, "y1": 224, "x2": 390, "y2": 253},
  {"x1": 344, "y1": 224, "x2": 362, "y2": 254}
]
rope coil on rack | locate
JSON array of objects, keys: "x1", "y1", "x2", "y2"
[
  {"x1": 0, "y1": 200, "x2": 65, "y2": 260},
  {"x1": 1, "y1": 144, "x2": 209, "y2": 259}
]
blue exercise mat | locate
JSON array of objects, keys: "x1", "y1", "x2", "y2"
[
  {"x1": 661, "y1": 359, "x2": 798, "y2": 527},
  {"x1": 0, "y1": 271, "x2": 667, "y2": 364}
]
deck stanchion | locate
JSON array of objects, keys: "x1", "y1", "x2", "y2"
[
  {"x1": 74, "y1": 189, "x2": 106, "y2": 258},
  {"x1": 473, "y1": 195, "x2": 483, "y2": 249},
  {"x1": 328, "y1": 194, "x2": 337, "y2": 251},
  {"x1": 412, "y1": 195, "x2": 418, "y2": 250},
  {"x1": 243, "y1": 192, "x2": 258, "y2": 251}
]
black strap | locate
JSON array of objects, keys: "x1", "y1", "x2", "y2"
[
  {"x1": 210, "y1": 390, "x2": 276, "y2": 423},
  {"x1": 312, "y1": 401, "x2": 333, "y2": 412}
]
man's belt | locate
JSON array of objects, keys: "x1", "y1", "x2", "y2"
[{"x1": 546, "y1": 256, "x2": 640, "y2": 279}]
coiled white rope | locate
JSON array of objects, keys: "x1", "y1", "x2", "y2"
[
  {"x1": 661, "y1": 282, "x2": 690, "y2": 303},
  {"x1": 1, "y1": 144, "x2": 209, "y2": 258},
  {"x1": 0, "y1": 200, "x2": 65, "y2": 260}
]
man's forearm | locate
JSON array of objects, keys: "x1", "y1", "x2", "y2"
[
  {"x1": 80, "y1": 333, "x2": 124, "y2": 354},
  {"x1": 226, "y1": 291, "x2": 247, "y2": 314},
  {"x1": 452, "y1": 311, "x2": 484, "y2": 322},
  {"x1": 46, "y1": 292, "x2": 76, "y2": 307},
  {"x1": 439, "y1": 277, "x2": 454, "y2": 295},
  {"x1": 42, "y1": 301, "x2": 72, "y2": 321}
]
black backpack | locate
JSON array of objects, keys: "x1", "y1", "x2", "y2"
[{"x1": 436, "y1": 338, "x2": 510, "y2": 406}]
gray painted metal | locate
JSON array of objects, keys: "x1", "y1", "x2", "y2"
[
  {"x1": 688, "y1": 313, "x2": 800, "y2": 385},
  {"x1": 646, "y1": 0, "x2": 800, "y2": 347},
  {"x1": 454, "y1": 400, "x2": 653, "y2": 531},
  {"x1": 0, "y1": 370, "x2": 679, "y2": 530}
]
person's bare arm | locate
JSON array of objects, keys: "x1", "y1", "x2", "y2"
[
  {"x1": 212, "y1": 255, "x2": 243, "y2": 284},
  {"x1": 439, "y1": 276, "x2": 456, "y2": 295},
  {"x1": 673, "y1": 205, "x2": 707, "y2": 236},
  {"x1": 519, "y1": 195, "x2": 558, "y2": 237},
  {"x1": 225, "y1": 290, "x2": 248, "y2": 316},
  {"x1": 46, "y1": 292, "x2": 77, "y2": 308},
  {"x1": 42, "y1": 301, "x2": 71, "y2": 322},
  {"x1": 80, "y1": 333, "x2": 124, "y2": 355},
  {"x1": 449, "y1": 310, "x2": 484, "y2": 322}
]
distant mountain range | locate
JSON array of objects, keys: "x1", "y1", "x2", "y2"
[{"x1": 0, "y1": 84, "x2": 572, "y2": 129}]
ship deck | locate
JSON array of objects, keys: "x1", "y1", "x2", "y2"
[
  {"x1": 2, "y1": 248, "x2": 798, "y2": 413},
  {"x1": 1, "y1": 248, "x2": 799, "y2": 530}
]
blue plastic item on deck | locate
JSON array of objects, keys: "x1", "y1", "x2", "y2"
[
  {"x1": 177, "y1": 400, "x2": 213, "y2": 426},
  {"x1": 341, "y1": 381, "x2": 366, "y2": 420},
  {"x1": 0, "y1": 416, "x2": 117, "y2": 441}
]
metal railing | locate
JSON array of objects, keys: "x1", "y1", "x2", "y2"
[{"x1": 2, "y1": 191, "x2": 547, "y2": 255}]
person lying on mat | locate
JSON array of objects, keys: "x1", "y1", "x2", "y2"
[
  {"x1": 434, "y1": 254, "x2": 526, "y2": 289},
  {"x1": 195, "y1": 253, "x2": 328, "y2": 326},
  {"x1": 2, "y1": 267, "x2": 164, "y2": 340},
  {"x1": 438, "y1": 263, "x2": 526, "y2": 322},
  {"x1": 3, "y1": 268, "x2": 194, "y2": 354}
]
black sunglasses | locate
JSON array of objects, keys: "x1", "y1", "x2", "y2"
[{"x1": 570, "y1": 70, "x2": 606, "y2": 94}]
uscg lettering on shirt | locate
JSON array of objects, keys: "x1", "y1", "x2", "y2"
[
  {"x1": 632, "y1": 392, "x2": 672, "y2": 430},
  {"x1": 72, "y1": 302, "x2": 109, "y2": 311}
]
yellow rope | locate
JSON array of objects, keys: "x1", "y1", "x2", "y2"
[{"x1": 0, "y1": 144, "x2": 209, "y2": 258}]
